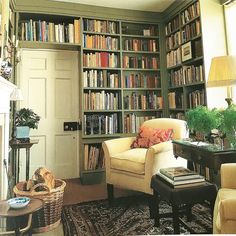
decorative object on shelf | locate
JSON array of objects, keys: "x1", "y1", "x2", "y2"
[
  {"x1": 186, "y1": 106, "x2": 222, "y2": 141},
  {"x1": 10, "y1": 88, "x2": 24, "y2": 141},
  {"x1": 207, "y1": 56, "x2": 236, "y2": 106},
  {"x1": 0, "y1": 59, "x2": 13, "y2": 80},
  {"x1": 15, "y1": 108, "x2": 40, "y2": 141},
  {"x1": 3, "y1": 34, "x2": 20, "y2": 64},
  {"x1": 181, "y1": 41, "x2": 192, "y2": 62}
]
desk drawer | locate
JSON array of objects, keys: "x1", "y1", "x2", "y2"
[{"x1": 173, "y1": 144, "x2": 191, "y2": 160}]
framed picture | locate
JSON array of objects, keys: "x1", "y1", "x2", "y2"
[{"x1": 182, "y1": 42, "x2": 192, "y2": 62}]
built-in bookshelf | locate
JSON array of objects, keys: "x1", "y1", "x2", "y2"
[
  {"x1": 165, "y1": 0, "x2": 206, "y2": 120},
  {"x1": 81, "y1": 19, "x2": 162, "y2": 183},
  {"x1": 82, "y1": 18, "x2": 121, "y2": 140},
  {"x1": 121, "y1": 21, "x2": 163, "y2": 134}
]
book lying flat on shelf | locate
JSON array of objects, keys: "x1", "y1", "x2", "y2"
[
  {"x1": 156, "y1": 171, "x2": 205, "y2": 189},
  {"x1": 159, "y1": 166, "x2": 203, "y2": 181}
]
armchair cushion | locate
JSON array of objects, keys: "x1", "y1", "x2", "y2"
[
  {"x1": 131, "y1": 126, "x2": 173, "y2": 148},
  {"x1": 111, "y1": 148, "x2": 147, "y2": 174},
  {"x1": 215, "y1": 188, "x2": 236, "y2": 233}
]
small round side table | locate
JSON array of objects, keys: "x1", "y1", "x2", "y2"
[{"x1": 0, "y1": 198, "x2": 43, "y2": 236}]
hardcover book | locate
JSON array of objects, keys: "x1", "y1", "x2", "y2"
[
  {"x1": 159, "y1": 166, "x2": 203, "y2": 181},
  {"x1": 157, "y1": 171, "x2": 205, "y2": 188}
]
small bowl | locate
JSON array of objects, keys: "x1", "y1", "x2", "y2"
[{"x1": 7, "y1": 197, "x2": 30, "y2": 209}]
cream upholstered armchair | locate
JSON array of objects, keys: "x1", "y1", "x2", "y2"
[
  {"x1": 102, "y1": 118, "x2": 188, "y2": 201},
  {"x1": 213, "y1": 163, "x2": 236, "y2": 234}
]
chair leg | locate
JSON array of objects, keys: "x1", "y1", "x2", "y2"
[{"x1": 107, "y1": 183, "x2": 114, "y2": 205}]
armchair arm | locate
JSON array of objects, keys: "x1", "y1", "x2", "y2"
[
  {"x1": 219, "y1": 198, "x2": 236, "y2": 221},
  {"x1": 221, "y1": 164, "x2": 236, "y2": 189},
  {"x1": 102, "y1": 137, "x2": 135, "y2": 157},
  {"x1": 148, "y1": 140, "x2": 173, "y2": 154}
]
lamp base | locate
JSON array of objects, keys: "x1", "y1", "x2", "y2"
[{"x1": 225, "y1": 97, "x2": 233, "y2": 106}]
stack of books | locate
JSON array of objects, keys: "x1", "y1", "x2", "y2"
[{"x1": 157, "y1": 166, "x2": 206, "y2": 188}]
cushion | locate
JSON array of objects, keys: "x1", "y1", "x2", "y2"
[
  {"x1": 131, "y1": 126, "x2": 173, "y2": 148},
  {"x1": 111, "y1": 148, "x2": 147, "y2": 174}
]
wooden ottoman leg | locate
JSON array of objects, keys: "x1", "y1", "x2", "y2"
[
  {"x1": 107, "y1": 184, "x2": 114, "y2": 206},
  {"x1": 172, "y1": 204, "x2": 180, "y2": 234},
  {"x1": 148, "y1": 194, "x2": 155, "y2": 219},
  {"x1": 186, "y1": 204, "x2": 193, "y2": 221},
  {"x1": 153, "y1": 190, "x2": 160, "y2": 227}
]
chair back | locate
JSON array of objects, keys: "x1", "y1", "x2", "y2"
[{"x1": 141, "y1": 118, "x2": 188, "y2": 140}]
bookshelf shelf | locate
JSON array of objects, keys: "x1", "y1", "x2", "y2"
[
  {"x1": 123, "y1": 88, "x2": 161, "y2": 91},
  {"x1": 83, "y1": 48, "x2": 120, "y2": 53},
  {"x1": 83, "y1": 110, "x2": 122, "y2": 113},
  {"x1": 122, "y1": 50, "x2": 160, "y2": 54},
  {"x1": 122, "y1": 34, "x2": 158, "y2": 39},
  {"x1": 82, "y1": 134, "x2": 122, "y2": 139},
  {"x1": 83, "y1": 31, "x2": 120, "y2": 36},
  {"x1": 19, "y1": 40, "x2": 81, "y2": 50},
  {"x1": 122, "y1": 68, "x2": 160, "y2": 71}
]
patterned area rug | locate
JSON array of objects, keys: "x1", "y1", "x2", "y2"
[{"x1": 62, "y1": 195, "x2": 212, "y2": 235}]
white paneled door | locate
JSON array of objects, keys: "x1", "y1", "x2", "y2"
[{"x1": 18, "y1": 49, "x2": 79, "y2": 179}]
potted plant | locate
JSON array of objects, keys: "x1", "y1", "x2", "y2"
[
  {"x1": 219, "y1": 104, "x2": 236, "y2": 148},
  {"x1": 185, "y1": 105, "x2": 222, "y2": 141},
  {"x1": 15, "y1": 108, "x2": 40, "y2": 139}
]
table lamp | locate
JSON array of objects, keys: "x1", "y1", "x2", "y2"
[
  {"x1": 10, "y1": 88, "x2": 23, "y2": 140},
  {"x1": 207, "y1": 56, "x2": 236, "y2": 106}
]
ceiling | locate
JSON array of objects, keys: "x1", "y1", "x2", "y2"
[{"x1": 50, "y1": 0, "x2": 176, "y2": 12}]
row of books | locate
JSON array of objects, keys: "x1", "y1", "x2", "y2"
[
  {"x1": 166, "y1": 31, "x2": 181, "y2": 51},
  {"x1": 123, "y1": 92, "x2": 162, "y2": 110},
  {"x1": 83, "y1": 91, "x2": 120, "y2": 110},
  {"x1": 83, "y1": 34, "x2": 119, "y2": 50},
  {"x1": 168, "y1": 92, "x2": 183, "y2": 109},
  {"x1": 83, "y1": 19, "x2": 119, "y2": 34},
  {"x1": 123, "y1": 56, "x2": 158, "y2": 69},
  {"x1": 123, "y1": 39, "x2": 158, "y2": 52},
  {"x1": 123, "y1": 74, "x2": 160, "y2": 89},
  {"x1": 83, "y1": 70, "x2": 120, "y2": 88},
  {"x1": 84, "y1": 113, "x2": 118, "y2": 135},
  {"x1": 182, "y1": 19, "x2": 201, "y2": 43},
  {"x1": 157, "y1": 166, "x2": 205, "y2": 188},
  {"x1": 188, "y1": 89, "x2": 205, "y2": 109},
  {"x1": 124, "y1": 114, "x2": 155, "y2": 134},
  {"x1": 165, "y1": 16, "x2": 180, "y2": 36},
  {"x1": 166, "y1": 48, "x2": 181, "y2": 68},
  {"x1": 122, "y1": 25, "x2": 157, "y2": 37},
  {"x1": 20, "y1": 19, "x2": 81, "y2": 43},
  {"x1": 169, "y1": 68, "x2": 184, "y2": 87},
  {"x1": 183, "y1": 65, "x2": 204, "y2": 84},
  {"x1": 169, "y1": 65, "x2": 204, "y2": 87},
  {"x1": 83, "y1": 52, "x2": 119, "y2": 68},
  {"x1": 181, "y1": 1, "x2": 200, "y2": 25},
  {"x1": 83, "y1": 70, "x2": 160, "y2": 89},
  {"x1": 84, "y1": 144, "x2": 105, "y2": 170},
  {"x1": 169, "y1": 112, "x2": 185, "y2": 120}
]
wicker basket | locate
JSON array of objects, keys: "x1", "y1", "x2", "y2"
[{"x1": 13, "y1": 179, "x2": 66, "y2": 233}]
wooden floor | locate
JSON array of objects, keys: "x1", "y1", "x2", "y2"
[{"x1": 63, "y1": 178, "x2": 137, "y2": 205}]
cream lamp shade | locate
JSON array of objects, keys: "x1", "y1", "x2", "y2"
[
  {"x1": 207, "y1": 56, "x2": 236, "y2": 104},
  {"x1": 10, "y1": 88, "x2": 24, "y2": 101}
]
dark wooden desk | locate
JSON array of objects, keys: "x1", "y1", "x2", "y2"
[
  {"x1": 9, "y1": 140, "x2": 39, "y2": 184},
  {"x1": 0, "y1": 198, "x2": 43, "y2": 236},
  {"x1": 173, "y1": 139, "x2": 236, "y2": 182}
]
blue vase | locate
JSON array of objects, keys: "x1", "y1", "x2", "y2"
[{"x1": 16, "y1": 126, "x2": 30, "y2": 139}]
